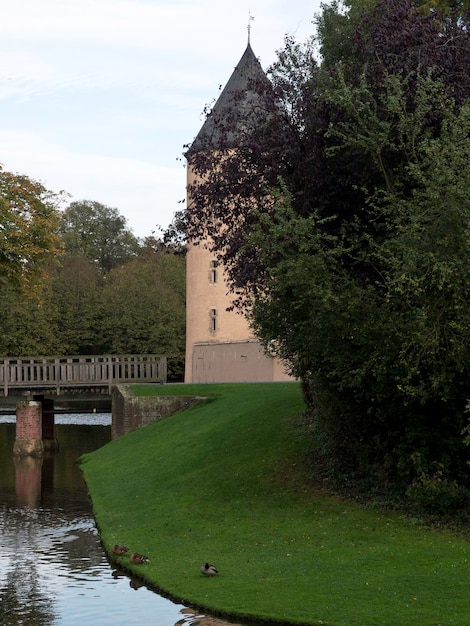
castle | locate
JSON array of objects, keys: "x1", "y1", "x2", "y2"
[{"x1": 184, "y1": 42, "x2": 293, "y2": 384}]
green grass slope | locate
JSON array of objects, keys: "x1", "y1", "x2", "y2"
[{"x1": 79, "y1": 383, "x2": 470, "y2": 626}]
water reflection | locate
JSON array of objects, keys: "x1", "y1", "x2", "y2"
[
  {"x1": 176, "y1": 608, "x2": 244, "y2": 625},
  {"x1": 14, "y1": 455, "x2": 43, "y2": 508},
  {"x1": 2, "y1": 414, "x2": 239, "y2": 626}
]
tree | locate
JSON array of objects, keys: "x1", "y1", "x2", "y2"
[
  {"x1": 0, "y1": 279, "x2": 64, "y2": 355},
  {"x1": 47, "y1": 256, "x2": 104, "y2": 354},
  {"x1": 59, "y1": 200, "x2": 140, "y2": 274},
  {"x1": 100, "y1": 243, "x2": 186, "y2": 379},
  {"x1": 251, "y1": 92, "x2": 470, "y2": 494},
  {"x1": 0, "y1": 186, "x2": 185, "y2": 361},
  {"x1": 418, "y1": 0, "x2": 470, "y2": 13},
  {"x1": 183, "y1": 0, "x2": 470, "y2": 500},
  {"x1": 0, "y1": 166, "x2": 63, "y2": 292}
]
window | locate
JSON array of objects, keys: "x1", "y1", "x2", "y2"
[
  {"x1": 210, "y1": 308, "x2": 217, "y2": 332},
  {"x1": 210, "y1": 260, "x2": 218, "y2": 284}
]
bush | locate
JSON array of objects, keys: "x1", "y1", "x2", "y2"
[{"x1": 405, "y1": 465, "x2": 470, "y2": 514}]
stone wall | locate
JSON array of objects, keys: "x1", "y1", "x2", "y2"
[
  {"x1": 112, "y1": 385, "x2": 197, "y2": 439},
  {"x1": 190, "y1": 340, "x2": 293, "y2": 383}
]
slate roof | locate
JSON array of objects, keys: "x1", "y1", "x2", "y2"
[{"x1": 188, "y1": 43, "x2": 276, "y2": 154}]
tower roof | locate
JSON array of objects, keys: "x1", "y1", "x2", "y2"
[{"x1": 189, "y1": 43, "x2": 275, "y2": 154}]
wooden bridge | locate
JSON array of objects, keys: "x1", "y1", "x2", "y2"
[{"x1": 0, "y1": 354, "x2": 167, "y2": 396}]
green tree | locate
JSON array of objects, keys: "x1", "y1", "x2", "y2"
[
  {"x1": 0, "y1": 166, "x2": 63, "y2": 292},
  {"x1": 315, "y1": 0, "x2": 376, "y2": 71},
  {"x1": 260, "y1": 5, "x2": 470, "y2": 495},
  {"x1": 419, "y1": 0, "x2": 470, "y2": 12},
  {"x1": 59, "y1": 200, "x2": 140, "y2": 274},
  {"x1": 251, "y1": 92, "x2": 470, "y2": 492},
  {"x1": 47, "y1": 256, "x2": 104, "y2": 354},
  {"x1": 0, "y1": 279, "x2": 63, "y2": 355},
  {"x1": 0, "y1": 185, "x2": 185, "y2": 363},
  {"x1": 184, "y1": 0, "x2": 470, "y2": 500},
  {"x1": 100, "y1": 243, "x2": 185, "y2": 379}
]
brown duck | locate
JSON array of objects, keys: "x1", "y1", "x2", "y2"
[
  {"x1": 112, "y1": 544, "x2": 129, "y2": 556},
  {"x1": 129, "y1": 552, "x2": 150, "y2": 564}
]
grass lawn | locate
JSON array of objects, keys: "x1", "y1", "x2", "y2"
[{"x1": 79, "y1": 383, "x2": 470, "y2": 626}]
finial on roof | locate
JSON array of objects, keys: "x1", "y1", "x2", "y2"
[{"x1": 247, "y1": 10, "x2": 254, "y2": 44}]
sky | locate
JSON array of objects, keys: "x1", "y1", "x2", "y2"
[{"x1": 0, "y1": 0, "x2": 322, "y2": 238}]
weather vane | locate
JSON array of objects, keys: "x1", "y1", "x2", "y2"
[{"x1": 247, "y1": 10, "x2": 254, "y2": 44}]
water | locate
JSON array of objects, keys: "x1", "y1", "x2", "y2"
[{"x1": 0, "y1": 414, "x2": 242, "y2": 626}]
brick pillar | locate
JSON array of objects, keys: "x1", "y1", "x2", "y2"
[{"x1": 13, "y1": 401, "x2": 44, "y2": 456}]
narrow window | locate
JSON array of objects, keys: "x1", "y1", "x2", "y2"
[
  {"x1": 210, "y1": 308, "x2": 217, "y2": 332},
  {"x1": 210, "y1": 260, "x2": 218, "y2": 284}
]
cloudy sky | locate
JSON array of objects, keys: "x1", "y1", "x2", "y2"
[{"x1": 0, "y1": 0, "x2": 322, "y2": 238}]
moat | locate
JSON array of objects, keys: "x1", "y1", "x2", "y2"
[{"x1": 0, "y1": 413, "x2": 242, "y2": 625}]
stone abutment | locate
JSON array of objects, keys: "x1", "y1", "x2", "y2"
[{"x1": 112, "y1": 385, "x2": 197, "y2": 438}]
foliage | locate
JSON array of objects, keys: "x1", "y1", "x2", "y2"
[
  {"x1": 405, "y1": 461, "x2": 470, "y2": 513},
  {"x1": 47, "y1": 256, "x2": 104, "y2": 354},
  {"x1": 100, "y1": 244, "x2": 186, "y2": 379},
  {"x1": 315, "y1": 0, "x2": 376, "y2": 71},
  {"x1": 0, "y1": 197, "x2": 186, "y2": 368},
  {"x1": 184, "y1": 0, "x2": 470, "y2": 496},
  {"x1": 0, "y1": 279, "x2": 64, "y2": 355},
  {"x1": 418, "y1": 0, "x2": 470, "y2": 13},
  {"x1": 59, "y1": 200, "x2": 140, "y2": 274},
  {"x1": 56, "y1": 204, "x2": 184, "y2": 360},
  {"x1": 0, "y1": 166, "x2": 63, "y2": 293}
]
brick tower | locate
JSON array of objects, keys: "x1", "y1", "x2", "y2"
[{"x1": 184, "y1": 43, "x2": 292, "y2": 383}]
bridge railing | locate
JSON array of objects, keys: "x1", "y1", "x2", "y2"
[{"x1": 0, "y1": 354, "x2": 167, "y2": 396}]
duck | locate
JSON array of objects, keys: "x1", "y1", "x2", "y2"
[
  {"x1": 112, "y1": 544, "x2": 129, "y2": 556},
  {"x1": 200, "y1": 563, "x2": 218, "y2": 576},
  {"x1": 129, "y1": 552, "x2": 150, "y2": 564}
]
